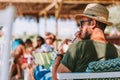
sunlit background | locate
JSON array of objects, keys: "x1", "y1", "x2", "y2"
[
  {"x1": 11, "y1": 5, "x2": 120, "y2": 41},
  {"x1": 12, "y1": 16, "x2": 78, "y2": 41}
]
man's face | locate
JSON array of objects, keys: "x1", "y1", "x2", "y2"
[{"x1": 79, "y1": 17, "x2": 92, "y2": 40}]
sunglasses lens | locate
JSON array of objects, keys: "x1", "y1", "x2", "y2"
[
  {"x1": 79, "y1": 19, "x2": 92, "y2": 27},
  {"x1": 46, "y1": 37, "x2": 53, "y2": 40},
  {"x1": 79, "y1": 21, "x2": 84, "y2": 27}
]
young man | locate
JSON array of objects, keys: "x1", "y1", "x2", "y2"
[{"x1": 52, "y1": 3, "x2": 118, "y2": 80}]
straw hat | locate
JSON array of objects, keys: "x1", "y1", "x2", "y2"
[{"x1": 75, "y1": 3, "x2": 112, "y2": 26}]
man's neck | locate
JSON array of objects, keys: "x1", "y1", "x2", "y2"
[{"x1": 91, "y1": 28, "x2": 107, "y2": 43}]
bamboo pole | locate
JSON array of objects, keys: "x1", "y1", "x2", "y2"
[
  {"x1": 44, "y1": 12, "x2": 47, "y2": 33},
  {"x1": 39, "y1": 2, "x2": 56, "y2": 16},
  {"x1": 38, "y1": 0, "x2": 63, "y2": 49},
  {"x1": 55, "y1": 0, "x2": 63, "y2": 50}
]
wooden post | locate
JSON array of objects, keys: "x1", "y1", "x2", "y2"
[
  {"x1": 36, "y1": 15, "x2": 39, "y2": 35},
  {"x1": 39, "y1": 2, "x2": 56, "y2": 36},
  {"x1": 55, "y1": 0, "x2": 63, "y2": 50},
  {"x1": 38, "y1": 0, "x2": 63, "y2": 49},
  {"x1": 44, "y1": 12, "x2": 47, "y2": 33}
]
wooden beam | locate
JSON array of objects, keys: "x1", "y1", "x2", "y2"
[
  {"x1": 55, "y1": 0, "x2": 63, "y2": 19},
  {"x1": 0, "y1": 0, "x2": 53, "y2": 3},
  {"x1": 55, "y1": 0, "x2": 63, "y2": 49},
  {"x1": 63, "y1": 0, "x2": 120, "y2": 4},
  {"x1": 0, "y1": 0, "x2": 119, "y2": 4},
  {"x1": 39, "y1": 0, "x2": 63, "y2": 16},
  {"x1": 0, "y1": 0, "x2": 118, "y2": 19},
  {"x1": 39, "y1": 2, "x2": 56, "y2": 16}
]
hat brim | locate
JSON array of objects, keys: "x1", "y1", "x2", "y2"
[{"x1": 75, "y1": 14, "x2": 112, "y2": 26}]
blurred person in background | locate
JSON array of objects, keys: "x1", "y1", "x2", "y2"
[
  {"x1": 25, "y1": 38, "x2": 34, "y2": 55},
  {"x1": 40, "y1": 32, "x2": 56, "y2": 53},
  {"x1": 22, "y1": 38, "x2": 34, "y2": 69},
  {"x1": 28, "y1": 32, "x2": 81, "y2": 80},
  {"x1": 10, "y1": 39, "x2": 25, "y2": 80},
  {"x1": 34, "y1": 35, "x2": 45, "y2": 53},
  {"x1": 22, "y1": 38, "x2": 35, "y2": 80}
]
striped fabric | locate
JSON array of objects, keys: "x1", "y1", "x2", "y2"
[
  {"x1": 34, "y1": 65, "x2": 52, "y2": 80},
  {"x1": 85, "y1": 58, "x2": 120, "y2": 79},
  {"x1": 86, "y1": 58, "x2": 120, "y2": 72},
  {"x1": 33, "y1": 51, "x2": 57, "y2": 80},
  {"x1": 33, "y1": 52, "x2": 54, "y2": 69}
]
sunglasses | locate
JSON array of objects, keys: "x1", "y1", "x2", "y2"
[
  {"x1": 45, "y1": 37, "x2": 53, "y2": 40},
  {"x1": 79, "y1": 19, "x2": 92, "y2": 28}
]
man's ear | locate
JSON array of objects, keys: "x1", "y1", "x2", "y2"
[{"x1": 91, "y1": 20, "x2": 96, "y2": 29}]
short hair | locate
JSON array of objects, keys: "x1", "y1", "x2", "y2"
[
  {"x1": 15, "y1": 38, "x2": 24, "y2": 45},
  {"x1": 25, "y1": 38, "x2": 32, "y2": 44},
  {"x1": 45, "y1": 32, "x2": 56, "y2": 42},
  {"x1": 86, "y1": 17, "x2": 107, "y2": 31},
  {"x1": 36, "y1": 36, "x2": 45, "y2": 45},
  {"x1": 96, "y1": 21, "x2": 107, "y2": 31}
]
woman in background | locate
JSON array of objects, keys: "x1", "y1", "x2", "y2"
[{"x1": 10, "y1": 39, "x2": 25, "y2": 80}]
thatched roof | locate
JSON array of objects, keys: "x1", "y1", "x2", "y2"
[
  {"x1": 0, "y1": 0, "x2": 119, "y2": 20},
  {"x1": 1, "y1": 0, "x2": 120, "y2": 45}
]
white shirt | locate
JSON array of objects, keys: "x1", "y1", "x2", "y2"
[{"x1": 34, "y1": 43, "x2": 54, "y2": 53}]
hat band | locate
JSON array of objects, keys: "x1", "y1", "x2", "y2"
[{"x1": 85, "y1": 13, "x2": 107, "y2": 21}]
